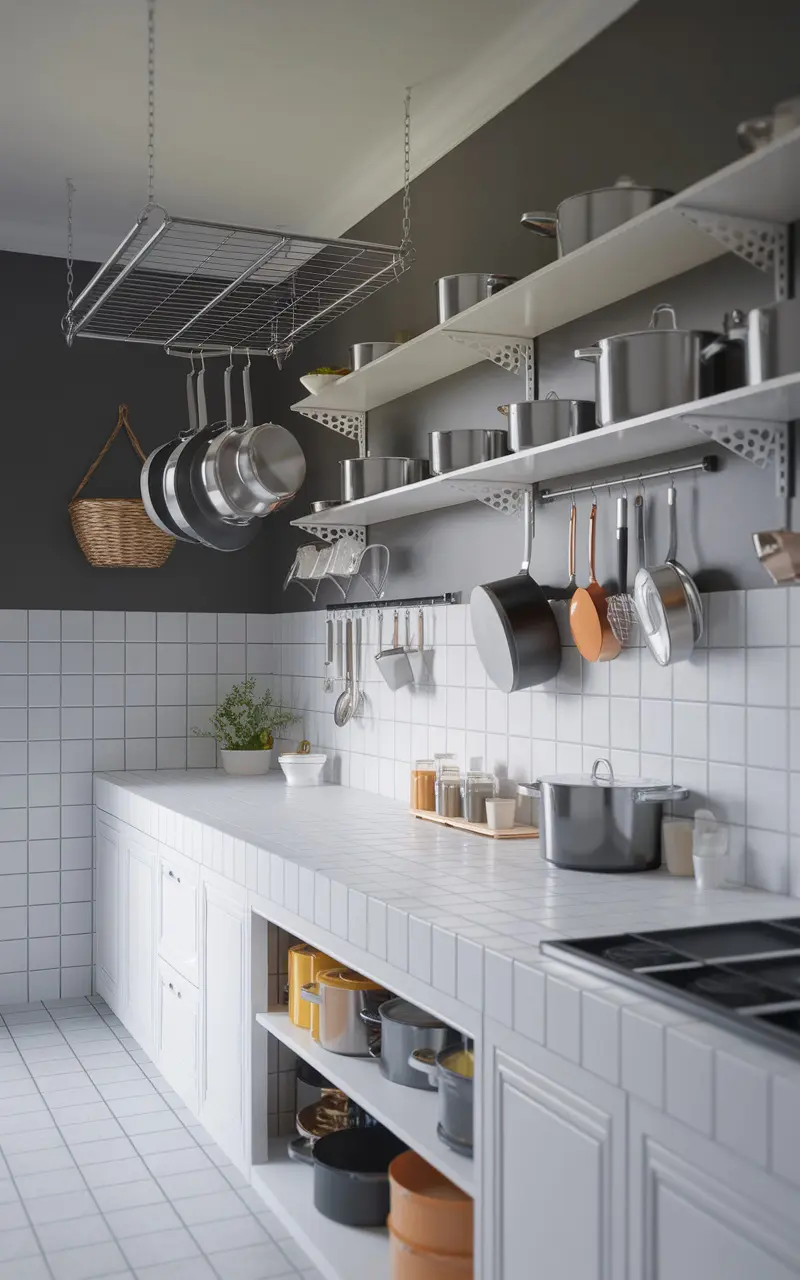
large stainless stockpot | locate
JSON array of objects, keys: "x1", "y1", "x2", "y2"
[
  {"x1": 521, "y1": 176, "x2": 672, "y2": 257},
  {"x1": 498, "y1": 394, "x2": 596, "y2": 449},
  {"x1": 301, "y1": 967, "x2": 389, "y2": 1056},
  {"x1": 428, "y1": 429, "x2": 508, "y2": 475},
  {"x1": 519, "y1": 758, "x2": 688, "y2": 872}
]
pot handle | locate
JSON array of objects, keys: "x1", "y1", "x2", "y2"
[
  {"x1": 574, "y1": 346, "x2": 600, "y2": 362},
  {"x1": 700, "y1": 335, "x2": 728, "y2": 363},
  {"x1": 300, "y1": 982, "x2": 321, "y2": 1005},
  {"x1": 633, "y1": 784, "x2": 689, "y2": 804},
  {"x1": 368, "y1": 1043, "x2": 381, "y2": 1059},
  {"x1": 408, "y1": 1047, "x2": 439, "y2": 1087},
  {"x1": 520, "y1": 212, "x2": 557, "y2": 238},
  {"x1": 359, "y1": 1007, "x2": 381, "y2": 1026},
  {"x1": 517, "y1": 782, "x2": 541, "y2": 798},
  {"x1": 650, "y1": 304, "x2": 678, "y2": 331},
  {"x1": 287, "y1": 1137, "x2": 315, "y2": 1166}
]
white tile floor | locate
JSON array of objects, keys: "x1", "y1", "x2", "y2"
[{"x1": 0, "y1": 997, "x2": 318, "y2": 1280}]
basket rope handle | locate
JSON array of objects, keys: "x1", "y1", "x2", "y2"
[{"x1": 70, "y1": 404, "x2": 147, "y2": 503}]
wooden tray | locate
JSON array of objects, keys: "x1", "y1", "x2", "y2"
[{"x1": 410, "y1": 809, "x2": 538, "y2": 840}]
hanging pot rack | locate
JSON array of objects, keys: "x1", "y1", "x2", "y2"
[{"x1": 61, "y1": 2, "x2": 413, "y2": 363}]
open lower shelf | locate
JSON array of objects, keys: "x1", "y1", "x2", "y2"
[
  {"x1": 252, "y1": 1139, "x2": 388, "y2": 1280},
  {"x1": 291, "y1": 125, "x2": 800, "y2": 415},
  {"x1": 291, "y1": 371, "x2": 800, "y2": 529},
  {"x1": 256, "y1": 1009, "x2": 475, "y2": 1197}
]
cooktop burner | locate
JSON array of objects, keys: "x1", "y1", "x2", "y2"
[{"x1": 542, "y1": 918, "x2": 800, "y2": 1061}]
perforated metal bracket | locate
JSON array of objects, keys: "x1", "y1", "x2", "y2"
[
  {"x1": 293, "y1": 407, "x2": 366, "y2": 453},
  {"x1": 445, "y1": 479, "x2": 532, "y2": 514},
  {"x1": 678, "y1": 207, "x2": 789, "y2": 300},
  {"x1": 289, "y1": 523, "x2": 366, "y2": 546},
  {"x1": 682, "y1": 415, "x2": 789, "y2": 496},
  {"x1": 445, "y1": 332, "x2": 535, "y2": 396}
]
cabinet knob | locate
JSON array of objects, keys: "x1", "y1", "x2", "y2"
[
  {"x1": 168, "y1": 982, "x2": 174, "y2": 991},
  {"x1": 177, "y1": 990, "x2": 182, "y2": 999},
  {"x1": 168, "y1": 869, "x2": 175, "y2": 878}
]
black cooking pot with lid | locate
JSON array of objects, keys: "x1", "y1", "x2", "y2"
[{"x1": 288, "y1": 1124, "x2": 407, "y2": 1226}]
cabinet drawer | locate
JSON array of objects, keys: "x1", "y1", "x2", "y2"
[
  {"x1": 157, "y1": 848, "x2": 199, "y2": 985},
  {"x1": 156, "y1": 958, "x2": 199, "y2": 1112}
]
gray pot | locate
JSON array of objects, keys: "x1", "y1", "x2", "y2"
[
  {"x1": 436, "y1": 273, "x2": 517, "y2": 323},
  {"x1": 360, "y1": 998, "x2": 460, "y2": 1089},
  {"x1": 429, "y1": 429, "x2": 508, "y2": 475},
  {"x1": 349, "y1": 342, "x2": 401, "y2": 369},
  {"x1": 340, "y1": 456, "x2": 427, "y2": 502},
  {"x1": 288, "y1": 1126, "x2": 407, "y2": 1226},
  {"x1": 409, "y1": 1045, "x2": 474, "y2": 1157},
  {"x1": 521, "y1": 176, "x2": 672, "y2": 257},
  {"x1": 499, "y1": 395, "x2": 596, "y2": 449},
  {"x1": 519, "y1": 757, "x2": 688, "y2": 872},
  {"x1": 574, "y1": 304, "x2": 730, "y2": 426}
]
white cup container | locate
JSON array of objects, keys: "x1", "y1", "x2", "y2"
[
  {"x1": 279, "y1": 753, "x2": 327, "y2": 786},
  {"x1": 485, "y1": 797, "x2": 517, "y2": 830},
  {"x1": 662, "y1": 817, "x2": 694, "y2": 876},
  {"x1": 693, "y1": 851, "x2": 727, "y2": 890}
]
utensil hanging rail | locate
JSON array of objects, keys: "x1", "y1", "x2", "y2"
[
  {"x1": 325, "y1": 593, "x2": 460, "y2": 613},
  {"x1": 539, "y1": 455, "x2": 719, "y2": 503}
]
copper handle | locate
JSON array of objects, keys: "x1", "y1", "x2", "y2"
[{"x1": 588, "y1": 502, "x2": 598, "y2": 586}]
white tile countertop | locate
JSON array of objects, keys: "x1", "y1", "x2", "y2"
[{"x1": 95, "y1": 769, "x2": 800, "y2": 1182}]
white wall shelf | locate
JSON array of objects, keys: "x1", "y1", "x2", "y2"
[
  {"x1": 290, "y1": 126, "x2": 800, "y2": 418},
  {"x1": 256, "y1": 1008, "x2": 475, "y2": 1196},
  {"x1": 290, "y1": 371, "x2": 800, "y2": 530},
  {"x1": 252, "y1": 1140, "x2": 388, "y2": 1280}
]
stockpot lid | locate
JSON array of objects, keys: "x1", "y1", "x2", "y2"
[
  {"x1": 317, "y1": 966, "x2": 386, "y2": 993},
  {"x1": 535, "y1": 757, "x2": 674, "y2": 792},
  {"x1": 379, "y1": 998, "x2": 447, "y2": 1029},
  {"x1": 592, "y1": 303, "x2": 722, "y2": 344}
]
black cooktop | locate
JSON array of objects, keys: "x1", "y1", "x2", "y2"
[{"x1": 542, "y1": 918, "x2": 800, "y2": 1061}]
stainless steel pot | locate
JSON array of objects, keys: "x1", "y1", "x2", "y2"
[
  {"x1": 340, "y1": 456, "x2": 428, "y2": 502},
  {"x1": 498, "y1": 393, "x2": 596, "y2": 449},
  {"x1": 360, "y1": 998, "x2": 460, "y2": 1090},
  {"x1": 310, "y1": 499, "x2": 339, "y2": 514},
  {"x1": 709, "y1": 299, "x2": 800, "y2": 386},
  {"x1": 409, "y1": 1045, "x2": 474, "y2": 1157},
  {"x1": 574, "y1": 304, "x2": 730, "y2": 426},
  {"x1": 633, "y1": 483, "x2": 702, "y2": 667},
  {"x1": 521, "y1": 176, "x2": 673, "y2": 257},
  {"x1": 349, "y1": 342, "x2": 401, "y2": 369},
  {"x1": 436, "y1": 273, "x2": 517, "y2": 323},
  {"x1": 428, "y1": 429, "x2": 508, "y2": 475},
  {"x1": 301, "y1": 968, "x2": 389, "y2": 1056},
  {"x1": 737, "y1": 95, "x2": 800, "y2": 151},
  {"x1": 519, "y1": 757, "x2": 688, "y2": 872}
]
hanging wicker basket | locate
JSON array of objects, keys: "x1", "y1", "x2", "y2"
[{"x1": 69, "y1": 404, "x2": 175, "y2": 569}]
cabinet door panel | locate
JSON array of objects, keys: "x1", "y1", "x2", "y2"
[
  {"x1": 125, "y1": 837, "x2": 156, "y2": 1057},
  {"x1": 201, "y1": 880, "x2": 246, "y2": 1161},
  {"x1": 157, "y1": 849, "x2": 199, "y2": 985},
  {"x1": 95, "y1": 819, "x2": 122, "y2": 1008},
  {"x1": 657, "y1": 1186, "x2": 795, "y2": 1280},
  {"x1": 156, "y1": 959, "x2": 199, "y2": 1111}
]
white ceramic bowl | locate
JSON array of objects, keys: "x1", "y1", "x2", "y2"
[
  {"x1": 279, "y1": 753, "x2": 327, "y2": 786},
  {"x1": 221, "y1": 749, "x2": 271, "y2": 776},
  {"x1": 299, "y1": 373, "x2": 344, "y2": 396}
]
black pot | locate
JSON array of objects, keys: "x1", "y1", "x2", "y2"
[{"x1": 288, "y1": 1126, "x2": 407, "y2": 1226}]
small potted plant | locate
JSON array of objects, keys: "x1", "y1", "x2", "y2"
[
  {"x1": 299, "y1": 366, "x2": 350, "y2": 396},
  {"x1": 192, "y1": 677, "x2": 298, "y2": 776}
]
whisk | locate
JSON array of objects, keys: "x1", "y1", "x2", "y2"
[{"x1": 606, "y1": 493, "x2": 637, "y2": 646}]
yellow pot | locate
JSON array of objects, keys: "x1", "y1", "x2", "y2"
[{"x1": 288, "y1": 945, "x2": 337, "y2": 1037}]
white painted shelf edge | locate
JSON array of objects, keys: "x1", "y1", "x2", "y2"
[
  {"x1": 252, "y1": 1140, "x2": 389, "y2": 1280},
  {"x1": 255, "y1": 1009, "x2": 475, "y2": 1196},
  {"x1": 290, "y1": 371, "x2": 800, "y2": 529},
  {"x1": 289, "y1": 125, "x2": 800, "y2": 416}
]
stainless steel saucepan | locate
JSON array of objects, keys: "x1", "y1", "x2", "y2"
[
  {"x1": 498, "y1": 392, "x2": 596, "y2": 449},
  {"x1": 521, "y1": 176, "x2": 673, "y2": 257},
  {"x1": 141, "y1": 364, "x2": 200, "y2": 543},
  {"x1": 633, "y1": 483, "x2": 702, "y2": 667},
  {"x1": 436, "y1": 273, "x2": 517, "y2": 323},
  {"x1": 202, "y1": 360, "x2": 273, "y2": 519}
]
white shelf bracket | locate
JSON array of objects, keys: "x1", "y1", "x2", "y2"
[
  {"x1": 445, "y1": 479, "x2": 533, "y2": 514},
  {"x1": 681, "y1": 414, "x2": 789, "y2": 496},
  {"x1": 293, "y1": 407, "x2": 366, "y2": 453},
  {"x1": 445, "y1": 331, "x2": 535, "y2": 392},
  {"x1": 678, "y1": 207, "x2": 789, "y2": 300},
  {"x1": 289, "y1": 523, "x2": 366, "y2": 546}
]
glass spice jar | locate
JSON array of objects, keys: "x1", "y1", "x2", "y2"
[
  {"x1": 461, "y1": 771, "x2": 497, "y2": 824},
  {"x1": 410, "y1": 759, "x2": 436, "y2": 811},
  {"x1": 436, "y1": 767, "x2": 463, "y2": 818}
]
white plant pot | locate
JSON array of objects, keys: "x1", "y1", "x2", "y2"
[
  {"x1": 221, "y1": 749, "x2": 271, "y2": 777},
  {"x1": 299, "y1": 372, "x2": 343, "y2": 396}
]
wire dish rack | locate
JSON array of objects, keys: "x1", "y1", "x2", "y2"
[{"x1": 62, "y1": 206, "x2": 413, "y2": 359}]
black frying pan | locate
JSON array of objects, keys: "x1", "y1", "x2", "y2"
[
  {"x1": 177, "y1": 421, "x2": 262, "y2": 552},
  {"x1": 469, "y1": 488, "x2": 561, "y2": 692},
  {"x1": 140, "y1": 368, "x2": 198, "y2": 542}
]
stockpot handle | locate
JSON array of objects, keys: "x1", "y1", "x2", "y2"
[
  {"x1": 408, "y1": 1047, "x2": 439, "y2": 1086},
  {"x1": 223, "y1": 358, "x2": 234, "y2": 430},
  {"x1": 634, "y1": 784, "x2": 689, "y2": 804},
  {"x1": 650, "y1": 304, "x2": 678, "y2": 331},
  {"x1": 242, "y1": 358, "x2": 254, "y2": 430},
  {"x1": 359, "y1": 1007, "x2": 382, "y2": 1026},
  {"x1": 517, "y1": 782, "x2": 541, "y2": 798},
  {"x1": 574, "y1": 346, "x2": 600, "y2": 362},
  {"x1": 519, "y1": 212, "x2": 557, "y2": 238},
  {"x1": 287, "y1": 1137, "x2": 315, "y2": 1166},
  {"x1": 591, "y1": 757, "x2": 614, "y2": 783},
  {"x1": 300, "y1": 982, "x2": 321, "y2": 1006}
]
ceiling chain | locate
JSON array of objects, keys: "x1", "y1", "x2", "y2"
[
  {"x1": 61, "y1": 178, "x2": 76, "y2": 334},
  {"x1": 146, "y1": 0, "x2": 156, "y2": 208},
  {"x1": 401, "y1": 88, "x2": 412, "y2": 251}
]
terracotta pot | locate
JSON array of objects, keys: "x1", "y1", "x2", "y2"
[
  {"x1": 389, "y1": 1218, "x2": 473, "y2": 1278},
  {"x1": 389, "y1": 1150, "x2": 473, "y2": 1256}
]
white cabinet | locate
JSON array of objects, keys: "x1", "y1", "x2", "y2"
[
  {"x1": 95, "y1": 815, "x2": 123, "y2": 1007},
  {"x1": 482, "y1": 1020, "x2": 626, "y2": 1280},
  {"x1": 123, "y1": 833, "x2": 157, "y2": 1058},
  {"x1": 156, "y1": 957, "x2": 199, "y2": 1112},
  {"x1": 157, "y1": 845, "x2": 199, "y2": 985},
  {"x1": 628, "y1": 1101, "x2": 800, "y2": 1280},
  {"x1": 199, "y1": 873, "x2": 248, "y2": 1164}
]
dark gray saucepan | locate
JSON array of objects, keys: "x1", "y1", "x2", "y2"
[
  {"x1": 408, "y1": 1045, "x2": 474, "y2": 1157},
  {"x1": 470, "y1": 488, "x2": 561, "y2": 692},
  {"x1": 360, "y1": 998, "x2": 461, "y2": 1090},
  {"x1": 287, "y1": 1125, "x2": 407, "y2": 1226},
  {"x1": 140, "y1": 367, "x2": 199, "y2": 542}
]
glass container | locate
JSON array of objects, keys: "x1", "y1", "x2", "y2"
[
  {"x1": 435, "y1": 767, "x2": 462, "y2": 818},
  {"x1": 410, "y1": 759, "x2": 436, "y2": 812},
  {"x1": 461, "y1": 771, "x2": 497, "y2": 824}
]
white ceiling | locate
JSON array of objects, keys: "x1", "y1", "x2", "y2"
[{"x1": 0, "y1": 0, "x2": 635, "y2": 262}]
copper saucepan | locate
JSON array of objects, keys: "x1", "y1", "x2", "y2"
[{"x1": 569, "y1": 502, "x2": 621, "y2": 663}]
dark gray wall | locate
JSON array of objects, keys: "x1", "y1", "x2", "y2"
[
  {"x1": 270, "y1": 0, "x2": 800, "y2": 608},
  {"x1": 0, "y1": 251, "x2": 288, "y2": 609}
]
